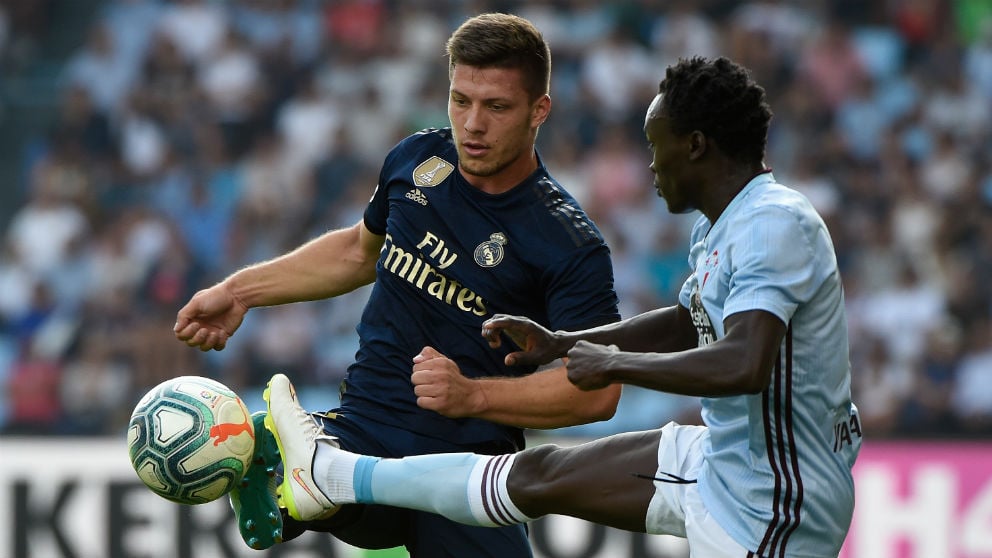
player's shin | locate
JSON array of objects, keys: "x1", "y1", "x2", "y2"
[{"x1": 317, "y1": 447, "x2": 534, "y2": 527}]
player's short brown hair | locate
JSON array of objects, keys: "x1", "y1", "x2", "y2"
[{"x1": 445, "y1": 13, "x2": 551, "y2": 101}]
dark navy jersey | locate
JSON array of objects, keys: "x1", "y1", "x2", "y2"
[{"x1": 341, "y1": 128, "x2": 620, "y2": 450}]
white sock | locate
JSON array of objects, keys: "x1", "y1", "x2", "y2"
[{"x1": 312, "y1": 439, "x2": 365, "y2": 504}]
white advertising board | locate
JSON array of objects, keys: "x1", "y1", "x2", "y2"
[
  {"x1": 6, "y1": 438, "x2": 990, "y2": 557},
  {"x1": 0, "y1": 438, "x2": 688, "y2": 558}
]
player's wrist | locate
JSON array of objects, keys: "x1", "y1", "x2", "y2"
[
  {"x1": 553, "y1": 330, "x2": 579, "y2": 357},
  {"x1": 223, "y1": 270, "x2": 260, "y2": 310},
  {"x1": 466, "y1": 378, "x2": 492, "y2": 417}
]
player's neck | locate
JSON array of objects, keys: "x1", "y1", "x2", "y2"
[
  {"x1": 461, "y1": 150, "x2": 539, "y2": 195},
  {"x1": 701, "y1": 164, "x2": 768, "y2": 222}
]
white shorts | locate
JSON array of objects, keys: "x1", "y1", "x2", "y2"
[{"x1": 645, "y1": 422, "x2": 751, "y2": 558}]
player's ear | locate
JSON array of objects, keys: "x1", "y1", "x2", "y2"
[
  {"x1": 531, "y1": 94, "x2": 551, "y2": 127},
  {"x1": 687, "y1": 130, "x2": 707, "y2": 161}
]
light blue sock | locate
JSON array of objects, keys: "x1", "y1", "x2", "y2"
[{"x1": 355, "y1": 452, "x2": 532, "y2": 527}]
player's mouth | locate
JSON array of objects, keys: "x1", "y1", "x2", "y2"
[{"x1": 462, "y1": 142, "x2": 490, "y2": 157}]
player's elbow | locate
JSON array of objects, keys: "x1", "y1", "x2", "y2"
[
  {"x1": 581, "y1": 404, "x2": 617, "y2": 423},
  {"x1": 735, "y1": 365, "x2": 772, "y2": 395},
  {"x1": 577, "y1": 385, "x2": 621, "y2": 422}
]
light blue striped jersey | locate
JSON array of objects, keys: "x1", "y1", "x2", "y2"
[{"x1": 677, "y1": 171, "x2": 861, "y2": 557}]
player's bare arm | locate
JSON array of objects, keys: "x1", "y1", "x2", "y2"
[
  {"x1": 174, "y1": 221, "x2": 383, "y2": 351},
  {"x1": 412, "y1": 345, "x2": 620, "y2": 429},
  {"x1": 483, "y1": 305, "x2": 697, "y2": 366},
  {"x1": 226, "y1": 220, "x2": 382, "y2": 307},
  {"x1": 567, "y1": 309, "x2": 785, "y2": 396}
]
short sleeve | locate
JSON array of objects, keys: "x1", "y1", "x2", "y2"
[
  {"x1": 362, "y1": 181, "x2": 389, "y2": 235},
  {"x1": 363, "y1": 142, "x2": 408, "y2": 235},
  {"x1": 543, "y1": 243, "x2": 621, "y2": 331},
  {"x1": 723, "y1": 205, "x2": 834, "y2": 324}
]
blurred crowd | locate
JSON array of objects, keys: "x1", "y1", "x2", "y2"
[{"x1": 1, "y1": 0, "x2": 991, "y2": 440}]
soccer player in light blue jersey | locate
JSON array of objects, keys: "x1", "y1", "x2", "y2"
[{"x1": 260, "y1": 56, "x2": 862, "y2": 558}]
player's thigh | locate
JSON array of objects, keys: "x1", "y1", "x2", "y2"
[
  {"x1": 295, "y1": 504, "x2": 410, "y2": 549},
  {"x1": 509, "y1": 429, "x2": 661, "y2": 525},
  {"x1": 314, "y1": 411, "x2": 393, "y2": 455},
  {"x1": 683, "y1": 483, "x2": 751, "y2": 558},
  {"x1": 408, "y1": 509, "x2": 532, "y2": 558},
  {"x1": 645, "y1": 422, "x2": 708, "y2": 537}
]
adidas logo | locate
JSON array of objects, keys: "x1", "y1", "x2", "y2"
[{"x1": 405, "y1": 188, "x2": 428, "y2": 206}]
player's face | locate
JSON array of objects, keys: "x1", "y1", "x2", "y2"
[
  {"x1": 644, "y1": 94, "x2": 697, "y2": 214},
  {"x1": 448, "y1": 64, "x2": 550, "y2": 191}
]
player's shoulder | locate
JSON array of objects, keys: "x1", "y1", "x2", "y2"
[
  {"x1": 739, "y1": 178, "x2": 821, "y2": 227},
  {"x1": 752, "y1": 180, "x2": 811, "y2": 206},
  {"x1": 390, "y1": 127, "x2": 454, "y2": 156},
  {"x1": 525, "y1": 173, "x2": 606, "y2": 248},
  {"x1": 732, "y1": 179, "x2": 835, "y2": 260},
  {"x1": 382, "y1": 127, "x2": 456, "y2": 169}
]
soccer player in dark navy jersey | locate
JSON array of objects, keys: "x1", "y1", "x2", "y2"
[
  {"x1": 355, "y1": 127, "x2": 618, "y2": 451},
  {"x1": 174, "y1": 13, "x2": 621, "y2": 557}
]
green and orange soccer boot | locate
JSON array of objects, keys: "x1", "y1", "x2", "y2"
[{"x1": 229, "y1": 411, "x2": 283, "y2": 550}]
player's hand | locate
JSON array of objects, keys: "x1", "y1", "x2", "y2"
[
  {"x1": 411, "y1": 346, "x2": 485, "y2": 418},
  {"x1": 565, "y1": 340, "x2": 620, "y2": 391},
  {"x1": 481, "y1": 314, "x2": 565, "y2": 367},
  {"x1": 173, "y1": 284, "x2": 248, "y2": 352}
]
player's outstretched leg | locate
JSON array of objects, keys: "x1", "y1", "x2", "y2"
[
  {"x1": 229, "y1": 411, "x2": 283, "y2": 550},
  {"x1": 264, "y1": 373, "x2": 495, "y2": 525},
  {"x1": 266, "y1": 378, "x2": 661, "y2": 535},
  {"x1": 264, "y1": 372, "x2": 535, "y2": 527},
  {"x1": 263, "y1": 373, "x2": 341, "y2": 521}
]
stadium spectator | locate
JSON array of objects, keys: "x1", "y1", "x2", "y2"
[{"x1": 0, "y1": 0, "x2": 990, "y2": 447}]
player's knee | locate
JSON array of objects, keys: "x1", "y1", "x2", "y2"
[{"x1": 506, "y1": 444, "x2": 569, "y2": 515}]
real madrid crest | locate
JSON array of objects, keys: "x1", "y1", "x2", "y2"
[
  {"x1": 412, "y1": 156, "x2": 454, "y2": 187},
  {"x1": 474, "y1": 233, "x2": 507, "y2": 268}
]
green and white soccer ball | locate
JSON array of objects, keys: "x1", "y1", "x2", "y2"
[{"x1": 127, "y1": 376, "x2": 255, "y2": 505}]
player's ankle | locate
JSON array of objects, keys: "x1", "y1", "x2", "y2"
[{"x1": 312, "y1": 441, "x2": 370, "y2": 504}]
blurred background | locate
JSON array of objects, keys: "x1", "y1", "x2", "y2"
[
  {"x1": 3, "y1": 0, "x2": 992, "y2": 441},
  {"x1": 0, "y1": 0, "x2": 990, "y2": 557}
]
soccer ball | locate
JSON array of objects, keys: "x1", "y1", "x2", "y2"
[{"x1": 127, "y1": 376, "x2": 255, "y2": 505}]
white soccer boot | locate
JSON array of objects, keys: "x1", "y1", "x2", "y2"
[{"x1": 263, "y1": 373, "x2": 340, "y2": 521}]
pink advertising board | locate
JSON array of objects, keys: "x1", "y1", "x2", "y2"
[{"x1": 841, "y1": 441, "x2": 992, "y2": 558}]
